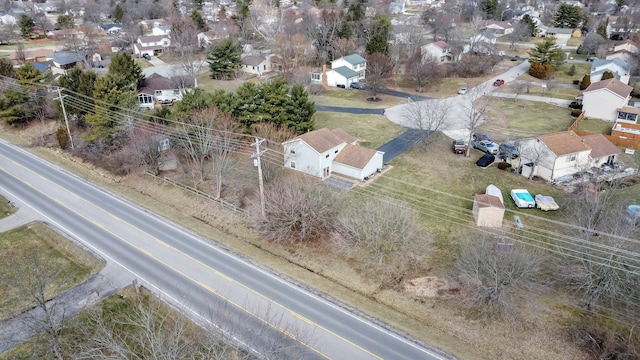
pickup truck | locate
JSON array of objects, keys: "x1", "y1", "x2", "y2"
[
  {"x1": 452, "y1": 139, "x2": 466, "y2": 154},
  {"x1": 493, "y1": 79, "x2": 505, "y2": 86}
]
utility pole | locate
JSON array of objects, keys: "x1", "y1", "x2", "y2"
[
  {"x1": 55, "y1": 87, "x2": 74, "y2": 149},
  {"x1": 251, "y1": 137, "x2": 266, "y2": 218}
]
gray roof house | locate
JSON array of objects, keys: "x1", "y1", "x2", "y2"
[{"x1": 590, "y1": 58, "x2": 632, "y2": 84}]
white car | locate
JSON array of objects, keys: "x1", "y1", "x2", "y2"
[
  {"x1": 510, "y1": 189, "x2": 535, "y2": 208},
  {"x1": 458, "y1": 87, "x2": 468, "y2": 95}
]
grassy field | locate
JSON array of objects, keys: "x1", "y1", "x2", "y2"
[
  {"x1": 313, "y1": 112, "x2": 405, "y2": 148},
  {"x1": 0, "y1": 222, "x2": 103, "y2": 321},
  {"x1": 0, "y1": 195, "x2": 14, "y2": 219},
  {"x1": 311, "y1": 87, "x2": 407, "y2": 108},
  {"x1": 566, "y1": 37, "x2": 583, "y2": 47},
  {"x1": 482, "y1": 98, "x2": 576, "y2": 140},
  {"x1": 576, "y1": 118, "x2": 614, "y2": 135}
]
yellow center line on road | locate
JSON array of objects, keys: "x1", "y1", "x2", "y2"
[{"x1": 0, "y1": 162, "x2": 385, "y2": 360}]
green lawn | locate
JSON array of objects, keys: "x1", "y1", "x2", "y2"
[
  {"x1": 565, "y1": 37, "x2": 583, "y2": 47},
  {"x1": 0, "y1": 222, "x2": 103, "y2": 321},
  {"x1": 312, "y1": 87, "x2": 405, "y2": 108}
]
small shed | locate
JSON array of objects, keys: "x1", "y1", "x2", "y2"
[{"x1": 472, "y1": 184, "x2": 505, "y2": 228}]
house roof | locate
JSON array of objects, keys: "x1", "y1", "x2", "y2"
[
  {"x1": 341, "y1": 54, "x2": 366, "y2": 66},
  {"x1": 52, "y1": 52, "x2": 84, "y2": 66},
  {"x1": 139, "y1": 35, "x2": 170, "y2": 43},
  {"x1": 485, "y1": 21, "x2": 512, "y2": 29},
  {"x1": 32, "y1": 62, "x2": 50, "y2": 72},
  {"x1": 9, "y1": 48, "x2": 53, "y2": 60},
  {"x1": 592, "y1": 58, "x2": 631, "y2": 73},
  {"x1": 546, "y1": 27, "x2": 573, "y2": 34},
  {"x1": 617, "y1": 106, "x2": 640, "y2": 114},
  {"x1": 580, "y1": 134, "x2": 620, "y2": 158},
  {"x1": 331, "y1": 66, "x2": 359, "y2": 79},
  {"x1": 334, "y1": 144, "x2": 379, "y2": 169},
  {"x1": 285, "y1": 128, "x2": 350, "y2": 153},
  {"x1": 584, "y1": 78, "x2": 633, "y2": 98},
  {"x1": 101, "y1": 23, "x2": 122, "y2": 30},
  {"x1": 431, "y1": 40, "x2": 450, "y2": 49},
  {"x1": 539, "y1": 131, "x2": 591, "y2": 156},
  {"x1": 139, "y1": 73, "x2": 195, "y2": 94},
  {"x1": 242, "y1": 54, "x2": 266, "y2": 66},
  {"x1": 474, "y1": 194, "x2": 505, "y2": 209},
  {"x1": 330, "y1": 128, "x2": 357, "y2": 144}
]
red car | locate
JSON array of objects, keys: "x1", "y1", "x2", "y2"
[{"x1": 493, "y1": 79, "x2": 505, "y2": 86}]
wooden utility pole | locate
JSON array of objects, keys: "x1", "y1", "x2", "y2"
[
  {"x1": 251, "y1": 137, "x2": 266, "y2": 218},
  {"x1": 55, "y1": 87, "x2": 74, "y2": 149}
]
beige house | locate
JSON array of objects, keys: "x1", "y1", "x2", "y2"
[
  {"x1": 421, "y1": 41, "x2": 458, "y2": 63},
  {"x1": 582, "y1": 78, "x2": 633, "y2": 121}
]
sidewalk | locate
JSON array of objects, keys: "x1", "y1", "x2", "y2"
[
  {"x1": 488, "y1": 92, "x2": 573, "y2": 106},
  {"x1": 0, "y1": 203, "x2": 40, "y2": 232}
]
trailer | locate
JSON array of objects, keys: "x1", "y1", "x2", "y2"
[{"x1": 534, "y1": 194, "x2": 559, "y2": 211}]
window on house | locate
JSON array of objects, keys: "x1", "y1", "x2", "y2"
[
  {"x1": 154, "y1": 90, "x2": 162, "y2": 96},
  {"x1": 334, "y1": 150, "x2": 338, "y2": 154},
  {"x1": 263, "y1": 64, "x2": 266, "y2": 70},
  {"x1": 290, "y1": 161, "x2": 296, "y2": 168},
  {"x1": 566, "y1": 154, "x2": 576, "y2": 162},
  {"x1": 290, "y1": 149, "x2": 295, "y2": 154},
  {"x1": 311, "y1": 73, "x2": 321, "y2": 81},
  {"x1": 325, "y1": 154, "x2": 330, "y2": 158},
  {"x1": 173, "y1": 89, "x2": 179, "y2": 95}
]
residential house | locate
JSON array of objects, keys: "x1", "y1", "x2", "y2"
[
  {"x1": 48, "y1": 52, "x2": 85, "y2": 75},
  {"x1": 1, "y1": 14, "x2": 16, "y2": 25},
  {"x1": 484, "y1": 21, "x2": 514, "y2": 35},
  {"x1": 134, "y1": 35, "x2": 171, "y2": 56},
  {"x1": 46, "y1": 29, "x2": 85, "y2": 41},
  {"x1": 590, "y1": 58, "x2": 631, "y2": 84},
  {"x1": 101, "y1": 23, "x2": 122, "y2": 35},
  {"x1": 312, "y1": 54, "x2": 366, "y2": 88},
  {"x1": 9, "y1": 48, "x2": 53, "y2": 65},
  {"x1": 197, "y1": 31, "x2": 219, "y2": 46},
  {"x1": 519, "y1": 131, "x2": 593, "y2": 181},
  {"x1": 138, "y1": 73, "x2": 196, "y2": 109},
  {"x1": 282, "y1": 128, "x2": 384, "y2": 181},
  {"x1": 543, "y1": 27, "x2": 573, "y2": 46},
  {"x1": 607, "y1": 15, "x2": 639, "y2": 40},
  {"x1": 241, "y1": 54, "x2": 272, "y2": 75},
  {"x1": 582, "y1": 78, "x2": 633, "y2": 121},
  {"x1": 421, "y1": 41, "x2": 458, "y2": 63},
  {"x1": 606, "y1": 40, "x2": 639, "y2": 63},
  {"x1": 581, "y1": 134, "x2": 621, "y2": 168},
  {"x1": 152, "y1": 25, "x2": 171, "y2": 36},
  {"x1": 465, "y1": 31, "x2": 497, "y2": 54}
]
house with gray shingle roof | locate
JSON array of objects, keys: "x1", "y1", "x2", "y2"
[
  {"x1": 590, "y1": 58, "x2": 632, "y2": 84},
  {"x1": 282, "y1": 128, "x2": 384, "y2": 181},
  {"x1": 241, "y1": 54, "x2": 273, "y2": 75},
  {"x1": 582, "y1": 78, "x2": 633, "y2": 121}
]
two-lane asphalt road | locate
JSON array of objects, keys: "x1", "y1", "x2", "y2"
[{"x1": 0, "y1": 139, "x2": 451, "y2": 360}]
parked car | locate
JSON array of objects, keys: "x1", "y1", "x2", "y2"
[
  {"x1": 510, "y1": 189, "x2": 535, "y2": 208},
  {"x1": 473, "y1": 140, "x2": 499, "y2": 155},
  {"x1": 142, "y1": 53, "x2": 151, "y2": 60},
  {"x1": 336, "y1": 84, "x2": 346, "y2": 88},
  {"x1": 499, "y1": 142, "x2": 519, "y2": 159},
  {"x1": 476, "y1": 154, "x2": 495, "y2": 167},
  {"x1": 472, "y1": 133, "x2": 492, "y2": 142},
  {"x1": 452, "y1": 139, "x2": 466, "y2": 154},
  {"x1": 350, "y1": 82, "x2": 365, "y2": 89},
  {"x1": 586, "y1": 56, "x2": 598, "y2": 62},
  {"x1": 493, "y1": 79, "x2": 505, "y2": 86},
  {"x1": 458, "y1": 87, "x2": 468, "y2": 95}
]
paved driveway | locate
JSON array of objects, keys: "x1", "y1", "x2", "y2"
[
  {"x1": 377, "y1": 129, "x2": 430, "y2": 163},
  {"x1": 314, "y1": 105, "x2": 384, "y2": 114}
]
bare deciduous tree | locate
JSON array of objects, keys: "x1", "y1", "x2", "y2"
[
  {"x1": 406, "y1": 52, "x2": 444, "y2": 92},
  {"x1": 250, "y1": 0, "x2": 283, "y2": 45},
  {"x1": 252, "y1": 177, "x2": 342, "y2": 244},
  {"x1": 518, "y1": 138, "x2": 551, "y2": 179},
  {"x1": 462, "y1": 85, "x2": 490, "y2": 157},
  {"x1": 452, "y1": 236, "x2": 544, "y2": 317},
  {"x1": 366, "y1": 52, "x2": 394, "y2": 101},
  {"x1": 211, "y1": 115, "x2": 241, "y2": 199},
  {"x1": 128, "y1": 125, "x2": 164, "y2": 175},
  {"x1": 174, "y1": 108, "x2": 219, "y2": 185},
  {"x1": 403, "y1": 99, "x2": 449, "y2": 147}
]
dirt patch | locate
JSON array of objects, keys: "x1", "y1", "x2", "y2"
[{"x1": 405, "y1": 276, "x2": 459, "y2": 298}]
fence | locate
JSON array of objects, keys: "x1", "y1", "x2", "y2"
[
  {"x1": 144, "y1": 171, "x2": 247, "y2": 215},
  {"x1": 568, "y1": 112, "x2": 640, "y2": 150}
]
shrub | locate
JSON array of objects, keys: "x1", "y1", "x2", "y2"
[
  {"x1": 528, "y1": 61, "x2": 554, "y2": 79},
  {"x1": 567, "y1": 64, "x2": 576, "y2": 76},
  {"x1": 571, "y1": 109, "x2": 583, "y2": 117},
  {"x1": 601, "y1": 70, "x2": 614, "y2": 80},
  {"x1": 573, "y1": 80, "x2": 580, "y2": 85},
  {"x1": 55, "y1": 126, "x2": 70, "y2": 149},
  {"x1": 580, "y1": 74, "x2": 591, "y2": 90},
  {"x1": 497, "y1": 162, "x2": 512, "y2": 170}
]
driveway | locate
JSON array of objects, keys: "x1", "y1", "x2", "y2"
[
  {"x1": 385, "y1": 60, "x2": 532, "y2": 132},
  {"x1": 377, "y1": 129, "x2": 430, "y2": 163},
  {"x1": 314, "y1": 105, "x2": 384, "y2": 114}
]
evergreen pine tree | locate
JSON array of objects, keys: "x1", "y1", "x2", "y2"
[{"x1": 207, "y1": 39, "x2": 241, "y2": 80}]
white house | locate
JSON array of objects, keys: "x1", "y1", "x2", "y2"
[
  {"x1": 581, "y1": 134, "x2": 621, "y2": 168},
  {"x1": 421, "y1": 41, "x2": 458, "y2": 63},
  {"x1": 138, "y1": 73, "x2": 196, "y2": 109},
  {"x1": 519, "y1": 131, "x2": 592, "y2": 181},
  {"x1": 484, "y1": 21, "x2": 514, "y2": 35},
  {"x1": 606, "y1": 41, "x2": 639, "y2": 63},
  {"x1": 152, "y1": 25, "x2": 171, "y2": 36},
  {"x1": 316, "y1": 54, "x2": 366, "y2": 88},
  {"x1": 101, "y1": 23, "x2": 122, "y2": 35},
  {"x1": 1, "y1": 14, "x2": 17, "y2": 25},
  {"x1": 590, "y1": 58, "x2": 632, "y2": 84},
  {"x1": 282, "y1": 128, "x2": 384, "y2": 181},
  {"x1": 241, "y1": 54, "x2": 272, "y2": 75},
  {"x1": 465, "y1": 31, "x2": 497, "y2": 54},
  {"x1": 582, "y1": 78, "x2": 633, "y2": 121},
  {"x1": 134, "y1": 35, "x2": 171, "y2": 56}
]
